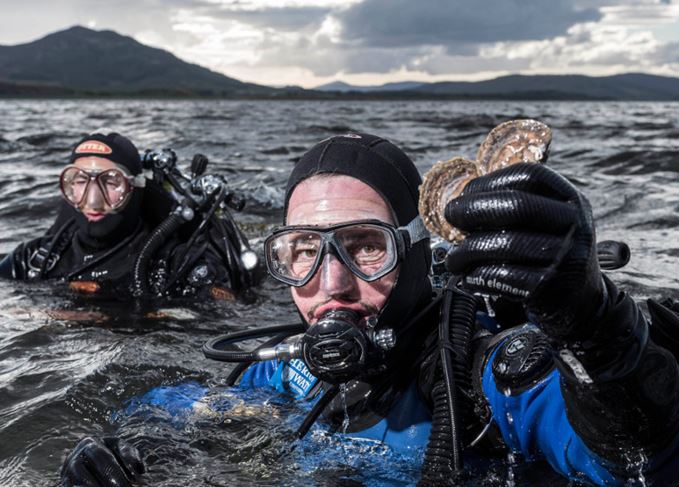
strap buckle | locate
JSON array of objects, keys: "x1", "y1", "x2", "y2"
[{"x1": 27, "y1": 246, "x2": 59, "y2": 277}]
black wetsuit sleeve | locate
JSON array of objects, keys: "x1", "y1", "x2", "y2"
[{"x1": 557, "y1": 276, "x2": 679, "y2": 463}]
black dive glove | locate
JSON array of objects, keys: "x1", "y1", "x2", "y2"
[
  {"x1": 445, "y1": 163, "x2": 679, "y2": 461},
  {"x1": 61, "y1": 436, "x2": 145, "y2": 487},
  {"x1": 444, "y1": 163, "x2": 604, "y2": 340}
]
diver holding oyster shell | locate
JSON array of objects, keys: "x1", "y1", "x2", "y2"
[
  {"x1": 421, "y1": 119, "x2": 629, "y2": 279},
  {"x1": 420, "y1": 118, "x2": 679, "y2": 483}
]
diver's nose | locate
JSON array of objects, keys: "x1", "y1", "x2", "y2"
[
  {"x1": 319, "y1": 253, "x2": 355, "y2": 297},
  {"x1": 84, "y1": 181, "x2": 106, "y2": 211}
]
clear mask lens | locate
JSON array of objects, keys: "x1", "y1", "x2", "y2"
[
  {"x1": 266, "y1": 222, "x2": 399, "y2": 286},
  {"x1": 60, "y1": 166, "x2": 133, "y2": 211}
]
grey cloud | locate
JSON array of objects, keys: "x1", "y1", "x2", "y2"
[
  {"x1": 200, "y1": 6, "x2": 332, "y2": 31},
  {"x1": 0, "y1": 0, "x2": 196, "y2": 45},
  {"x1": 256, "y1": 35, "x2": 434, "y2": 76},
  {"x1": 256, "y1": 36, "x2": 531, "y2": 77},
  {"x1": 654, "y1": 41, "x2": 679, "y2": 62},
  {"x1": 247, "y1": 0, "x2": 605, "y2": 77},
  {"x1": 336, "y1": 0, "x2": 601, "y2": 47},
  {"x1": 410, "y1": 52, "x2": 533, "y2": 75},
  {"x1": 571, "y1": 0, "x2": 631, "y2": 7}
]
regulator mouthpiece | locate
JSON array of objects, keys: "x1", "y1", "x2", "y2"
[
  {"x1": 202, "y1": 310, "x2": 395, "y2": 385},
  {"x1": 301, "y1": 309, "x2": 395, "y2": 385}
]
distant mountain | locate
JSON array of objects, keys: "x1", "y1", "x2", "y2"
[
  {"x1": 409, "y1": 73, "x2": 679, "y2": 101},
  {"x1": 0, "y1": 26, "x2": 276, "y2": 96},
  {"x1": 315, "y1": 80, "x2": 424, "y2": 93},
  {"x1": 2, "y1": 27, "x2": 678, "y2": 100}
]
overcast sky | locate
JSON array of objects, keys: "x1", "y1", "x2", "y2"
[{"x1": 1, "y1": 0, "x2": 678, "y2": 88}]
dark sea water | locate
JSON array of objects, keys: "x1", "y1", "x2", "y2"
[{"x1": 0, "y1": 100, "x2": 677, "y2": 486}]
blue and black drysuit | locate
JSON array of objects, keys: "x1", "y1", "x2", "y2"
[{"x1": 232, "y1": 334, "x2": 677, "y2": 484}]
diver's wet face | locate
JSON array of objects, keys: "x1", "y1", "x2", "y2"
[
  {"x1": 62, "y1": 156, "x2": 136, "y2": 222},
  {"x1": 286, "y1": 175, "x2": 399, "y2": 325}
]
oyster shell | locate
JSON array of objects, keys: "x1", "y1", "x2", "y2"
[
  {"x1": 418, "y1": 156, "x2": 479, "y2": 242},
  {"x1": 419, "y1": 119, "x2": 552, "y2": 242},
  {"x1": 476, "y1": 119, "x2": 552, "y2": 174}
]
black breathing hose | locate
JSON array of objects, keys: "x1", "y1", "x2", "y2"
[
  {"x1": 203, "y1": 323, "x2": 305, "y2": 362},
  {"x1": 161, "y1": 189, "x2": 226, "y2": 293},
  {"x1": 221, "y1": 217, "x2": 250, "y2": 287},
  {"x1": 39, "y1": 218, "x2": 75, "y2": 278},
  {"x1": 133, "y1": 212, "x2": 187, "y2": 296},
  {"x1": 225, "y1": 331, "x2": 298, "y2": 386},
  {"x1": 165, "y1": 172, "x2": 190, "y2": 198},
  {"x1": 296, "y1": 385, "x2": 340, "y2": 439},
  {"x1": 419, "y1": 281, "x2": 477, "y2": 486},
  {"x1": 209, "y1": 217, "x2": 245, "y2": 292}
]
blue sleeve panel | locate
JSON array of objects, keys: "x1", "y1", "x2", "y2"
[
  {"x1": 239, "y1": 359, "x2": 281, "y2": 389},
  {"x1": 240, "y1": 358, "x2": 318, "y2": 399},
  {"x1": 482, "y1": 351, "x2": 619, "y2": 486}
]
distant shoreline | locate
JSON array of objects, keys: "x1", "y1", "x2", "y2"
[{"x1": 2, "y1": 93, "x2": 678, "y2": 102}]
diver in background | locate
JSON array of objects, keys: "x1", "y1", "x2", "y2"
[
  {"x1": 0, "y1": 132, "x2": 255, "y2": 299},
  {"x1": 60, "y1": 133, "x2": 679, "y2": 486}
]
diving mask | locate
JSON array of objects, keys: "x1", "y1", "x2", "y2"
[
  {"x1": 264, "y1": 217, "x2": 429, "y2": 287},
  {"x1": 60, "y1": 164, "x2": 146, "y2": 212}
]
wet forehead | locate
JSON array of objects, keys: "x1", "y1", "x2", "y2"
[
  {"x1": 73, "y1": 156, "x2": 120, "y2": 172},
  {"x1": 287, "y1": 175, "x2": 394, "y2": 226}
]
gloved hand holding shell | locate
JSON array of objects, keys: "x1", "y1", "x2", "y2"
[{"x1": 419, "y1": 119, "x2": 552, "y2": 242}]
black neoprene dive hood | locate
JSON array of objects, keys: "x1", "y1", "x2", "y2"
[
  {"x1": 68, "y1": 132, "x2": 144, "y2": 246},
  {"x1": 284, "y1": 133, "x2": 433, "y2": 334}
]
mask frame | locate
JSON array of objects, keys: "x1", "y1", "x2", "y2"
[
  {"x1": 265, "y1": 217, "x2": 429, "y2": 287},
  {"x1": 59, "y1": 164, "x2": 146, "y2": 213}
]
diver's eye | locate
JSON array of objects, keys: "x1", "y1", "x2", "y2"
[
  {"x1": 360, "y1": 244, "x2": 378, "y2": 255},
  {"x1": 349, "y1": 242, "x2": 387, "y2": 265},
  {"x1": 294, "y1": 245, "x2": 319, "y2": 263},
  {"x1": 72, "y1": 174, "x2": 89, "y2": 186}
]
